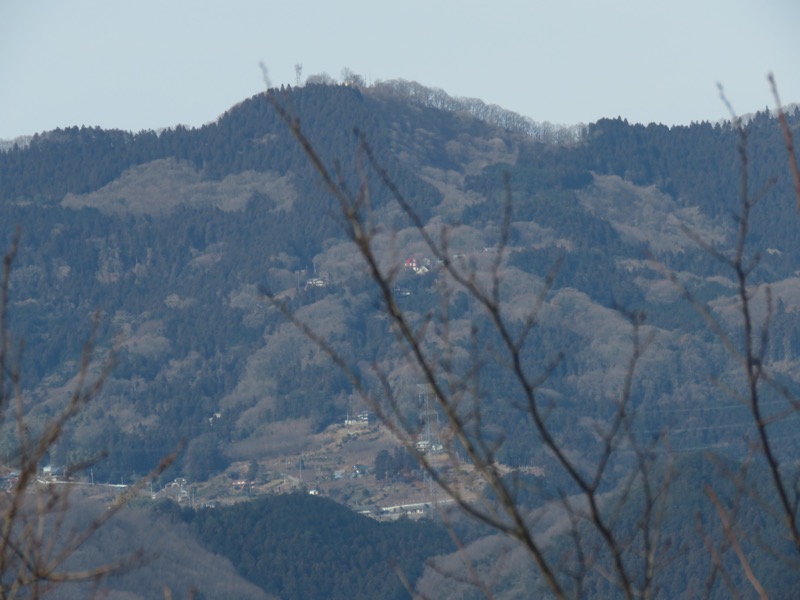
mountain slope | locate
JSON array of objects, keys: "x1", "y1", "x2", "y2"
[{"x1": 0, "y1": 83, "x2": 798, "y2": 488}]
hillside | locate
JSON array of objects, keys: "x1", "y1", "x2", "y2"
[
  {"x1": 1, "y1": 81, "x2": 800, "y2": 596},
  {"x1": 1, "y1": 82, "x2": 799, "y2": 476}
]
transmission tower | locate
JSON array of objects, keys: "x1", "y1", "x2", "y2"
[{"x1": 417, "y1": 384, "x2": 439, "y2": 507}]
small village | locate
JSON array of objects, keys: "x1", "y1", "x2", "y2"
[
  {"x1": 172, "y1": 411, "x2": 472, "y2": 521},
  {"x1": 2, "y1": 409, "x2": 543, "y2": 523}
]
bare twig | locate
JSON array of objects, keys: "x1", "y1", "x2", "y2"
[{"x1": 264, "y1": 88, "x2": 671, "y2": 599}]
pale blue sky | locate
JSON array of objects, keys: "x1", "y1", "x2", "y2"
[{"x1": 1, "y1": 0, "x2": 798, "y2": 140}]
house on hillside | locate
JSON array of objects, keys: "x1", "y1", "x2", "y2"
[
  {"x1": 404, "y1": 257, "x2": 429, "y2": 275},
  {"x1": 352, "y1": 464, "x2": 370, "y2": 477},
  {"x1": 305, "y1": 277, "x2": 326, "y2": 289}
]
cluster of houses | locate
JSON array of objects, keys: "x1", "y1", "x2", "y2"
[
  {"x1": 332, "y1": 463, "x2": 371, "y2": 480},
  {"x1": 0, "y1": 469, "x2": 19, "y2": 490},
  {"x1": 300, "y1": 256, "x2": 431, "y2": 298},
  {"x1": 160, "y1": 477, "x2": 190, "y2": 502},
  {"x1": 304, "y1": 277, "x2": 326, "y2": 289},
  {"x1": 344, "y1": 411, "x2": 374, "y2": 426},
  {"x1": 414, "y1": 439, "x2": 444, "y2": 454},
  {"x1": 404, "y1": 257, "x2": 431, "y2": 275},
  {"x1": 230, "y1": 479, "x2": 256, "y2": 491}
]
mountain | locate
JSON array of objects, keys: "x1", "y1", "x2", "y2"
[
  {"x1": 52, "y1": 491, "x2": 454, "y2": 600},
  {"x1": 1, "y1": 81, "x2": 799, "y2": 597}
]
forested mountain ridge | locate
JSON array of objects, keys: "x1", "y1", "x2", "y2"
[
  {"x1": 3, "y1": 80, "x2": 800, "y2": 597},
  {"x1": 1, "y1": 82, "x2": 798, "y2": 484}
]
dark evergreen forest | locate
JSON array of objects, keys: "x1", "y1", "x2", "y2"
[{"x1": 162, "y1": 493, "x2": 454, "y2": 600}]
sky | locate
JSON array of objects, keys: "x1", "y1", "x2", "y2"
[{"x1": 1, "y1": 0, "x2": 798, "y2": 140}]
